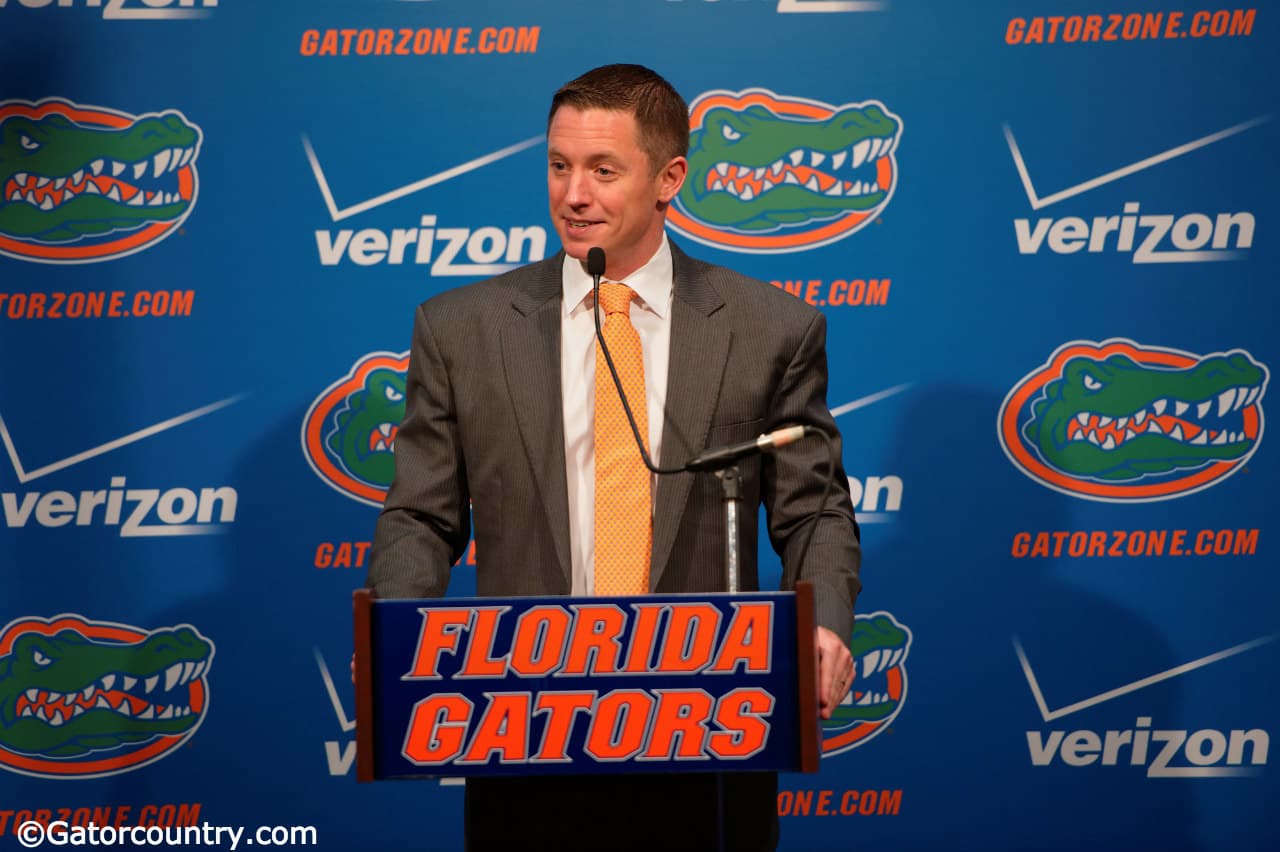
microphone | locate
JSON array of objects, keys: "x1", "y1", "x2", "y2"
[
  {"x1": 683, "y1": 425, "x2": 813, "y2": 472},
  {"x1": 587, "y1": 246, "x2": 606, "y2": 279}
]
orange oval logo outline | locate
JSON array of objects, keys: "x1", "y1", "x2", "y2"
[
  {"x1": 302, "y1": 351, "x2": 410, "y2": 508},
  {"x1": 998, "y1": 339, "x2": 1268, "y2": 502},
  {"x1": 668, "y1": 89, "x2": 901, "y2": 254},
  {"x1": 0, "y1": 615, "x2": 214, "y2": 779},
  {"x1": 0, "y1": 99, "x2": 201, "y2": 265},
  {"x1": 820, "y1": 611, "x2": 910, "y2": 757}
]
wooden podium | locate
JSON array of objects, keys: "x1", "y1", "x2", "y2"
[{"x1": 352, "y1": 583, "x2": 820, "y2": 782}]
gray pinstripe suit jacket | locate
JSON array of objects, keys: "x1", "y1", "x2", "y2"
[{"x1": 368, "y1": 240, "x2": 860, "y2": 640}]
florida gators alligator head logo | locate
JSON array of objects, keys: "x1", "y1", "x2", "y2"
[
  {"x1": 0, "y1": 99, "x2": 201, "y2": 264},
  {"x1": 0, "y1": 615, "x2": 214, "y2": 779},
  {"x1": 303, "y1": 351, "x2": 409, "y2": 507},
  {"x1": 668, "y1": 89, "x2": 902, "y2": 254},
  {"x1": 822, "y1": 611, "x2": 911, "y2": 756},
  {"x1": 999, "y1": 340, "x2": 1268, "y2": 502}
]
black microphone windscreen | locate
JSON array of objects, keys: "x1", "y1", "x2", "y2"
[{"x1": 587, "y1": 247, "x2": 606, "y2": 278}]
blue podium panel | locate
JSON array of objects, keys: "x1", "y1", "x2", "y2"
[{"x1": 363, "y1": 591, "x2": 813, "y2": 779}]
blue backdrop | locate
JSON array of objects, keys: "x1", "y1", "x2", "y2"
[{"x1": 1, "y1": 1, "x2": 1275, "y2": 849}]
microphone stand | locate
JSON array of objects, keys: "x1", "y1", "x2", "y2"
[
  {"x1": 587, "y1": 245, "x2": 833, "y2": 852},
  {"x1": 589, "y1": 247, "x2": 732, "y2": 852},
  {"x1": 717, "y1": 465, "x2": 743, "y2": 594}
]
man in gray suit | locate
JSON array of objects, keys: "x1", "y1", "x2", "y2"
[{"x1": 369, "y1": 64, "x2": 861, "y2": 851}]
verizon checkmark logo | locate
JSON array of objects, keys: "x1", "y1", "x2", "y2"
[
  {"x1": 1006, "y1": 115, "x2": 1269, "y2": 263},
  {"x1": 776, "y1": 0, "x2": 886, "y2": 11},
  {"x1": 303, "y1": 134, "x2": 543, "y2": 223},
  {"x1": 314, "y1": 649, "x2": 357, "y2": 778},
  {"x1": 313, "y1": 648, "x2": 460, "y2": 785},
  {"x1": 0, "y1": 396, "x2": 241, "y2": 484},
  {"x1": 1004, "y1": 116, "x2": 1269, "y2": 211},
  {"x1": 831, "y1": 384, "x2": 909, "y2": 524},
  {"x1": 830, "y1": 383, "x2": 910, "y2": 418},
  {"x1": 1015, "y1": 634, "x2": 1276, "y2": 778}
]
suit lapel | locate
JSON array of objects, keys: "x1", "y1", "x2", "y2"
[
  {"x1": 501, "y1": 256, "x2": 572, "y2": 587},
  {"x1": 651, "y1": 243, "x2": 730, "y2": 589}
]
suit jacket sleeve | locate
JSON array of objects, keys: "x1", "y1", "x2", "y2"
[
  {"x1": 762, "y1": 310, "x2": 862, "y2": 643},
  {"x1": 366, "y1": 303, "x2": 469, "y2": 598}
]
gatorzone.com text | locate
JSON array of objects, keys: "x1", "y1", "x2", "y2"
[
  {"x1": 1006, "y1": 9, "x2": 1254, "y2": 44},
  {"x1": 1012, "y1": 528, "x2": 1258, "y2": 559}
]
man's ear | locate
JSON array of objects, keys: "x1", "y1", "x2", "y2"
[{"x1": 655, "y1": 156, "x2": 688, "y2": 204}]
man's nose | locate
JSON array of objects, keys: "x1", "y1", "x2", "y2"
[{"x1": 564, "y1": 172, "x2": 591, "y2": 207}]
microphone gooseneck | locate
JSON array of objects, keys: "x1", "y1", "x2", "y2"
[
  {"x1": 586, "y1": 245, "x2": 841, "y2": 592},
  {"x1": 590, "y1": 246, "x2": 683, "y2": 475},
  {"x1": 588, "y1": 245, "x2": 821, "y2": 476}
]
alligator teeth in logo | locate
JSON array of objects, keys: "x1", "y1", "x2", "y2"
[
  {"x1": 0, "y1": 615, "x2": 213, "y2": 779},
  {"x1": 667, "y1": 89, "x2": 901, "y2": 254},
  {"x1": 822, "y1": 611, "x2": 911, "y2": 756},
  {"x1": 999, "y1": 339, "x2": 1268, "y2": 502},
  {"x1": 0, "y1": 99, "x2": 201, "y2": 264},
  {"x1": 302, "y1": 351, "x2": 409, "y2": 507}
]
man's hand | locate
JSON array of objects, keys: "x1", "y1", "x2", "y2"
[{"x1": 816, "y1": 625, "x2": 854, "y2": 720}]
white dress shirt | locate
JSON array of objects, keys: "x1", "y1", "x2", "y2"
[{"x1": 560, "y1": 236, "x2": 673, "y2": 595}]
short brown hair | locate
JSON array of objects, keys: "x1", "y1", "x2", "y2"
[{"x1": 548, "y1": 64, "x2": 689, "y2": 173}]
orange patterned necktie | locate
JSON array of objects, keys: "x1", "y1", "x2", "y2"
[{"x1": 594, "y1": 282, "x2": 652, "y2": 596}]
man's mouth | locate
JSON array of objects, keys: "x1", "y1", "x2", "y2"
[{"x1": 564, "y1": 218, "x2": 602, "y2": 232}]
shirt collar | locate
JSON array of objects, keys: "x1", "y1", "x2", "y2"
[{"x1": 562, "y1": 233, "x2": 673, "y2": 319}]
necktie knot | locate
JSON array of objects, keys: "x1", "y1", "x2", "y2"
[{"x1": 598, "y1": 282, "x2": 635, "y2": 317}]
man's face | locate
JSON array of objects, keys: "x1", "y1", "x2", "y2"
[{"x1": 547, "y1": 106, "x2": 686, "y2": 281}]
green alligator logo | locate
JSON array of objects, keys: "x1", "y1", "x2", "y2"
[
  {"x1": 0, "y1": 99, "x2": 201, "y2": 263},
  {"x1": 668, "y1": 89, "x2": 902, "y2": 253},
  {"x1": 1000, "y1": 340, "x2": 1269, "y2": 501},
  {"x1": 822, "y1": 611, "x2": 911, "y2": 756},
  {"x1": 0, "y1": 615, "x2": 214, "y2": 778},
  {"x1": 302, "y1": 351, "x2": 409, "y2": 507}
]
